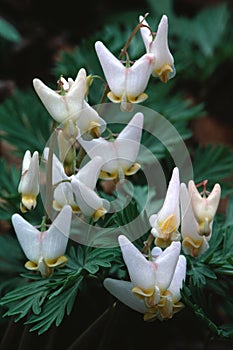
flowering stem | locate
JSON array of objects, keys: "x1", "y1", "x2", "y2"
[
  {"x1": 142, "y1": 233, "x2": 154, "y2": 254},
  {"x1": 45, "y1": 124, "x2": 56, "y2": 222},
  {"x1": 119, "y1": 13, "x2": 149, "y2": 61}
]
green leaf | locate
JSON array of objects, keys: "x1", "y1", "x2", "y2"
[
  {"x1": 25, "y1": 277, "x2": 83, "y2": 334},
  {"x1": 193, "y1": 144, "x2": 233, "y2": 196},
  {"x1": 0, "y1": 18, "x2": 22, "y2": 43},
  {"x1": 0, "y1": 89, "x2": 52, "y2": 156}
]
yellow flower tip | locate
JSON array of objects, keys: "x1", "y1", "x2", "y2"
[
  {"x1": 89, "y1": 121, "x2": 101, "y2": 138},
  {"x1": 132, "y1": 286, "x2": 154, "y2": 298},
  {"x1": 198, "y1": 218, "x2": 211, "y2": 237},
  {"x1": 128, "y1": 93, "x2": 148, "y2": 104},
  {"x1": 107, "y1": 91, "x2": 121, "y2": 103},
  {"x1": 25, "y1": 260, "x2": 39, "y2": 271},
  {"x1": 46, "y1": 255, "x2": 68, "y2": 268},
  {"x1": 53, "y1": 200, "x2": 80, "y2": 213},
  {"x1": 20, "y1": 195, "x2": 37, "y2": 212},
  {"x1": 155, "y1": 236, "x2": 172, "y2": 248},
  {"x1": 155, "y1": 64, "x2": 173, "y2": 83},
  {"x1": 124, "y1": 163, "x2": 141, "y2": 176},
  {"x1": 182, "y1": 237, "x2": 202, "y2": 258},
  {"x1": 99, "y1": 170, "x2": 118, "y2": 180},
  {"x1": 159, "y1": 214, "x2": 178, "y2": 236},
  {"x1": 93, "y1": 207, "x2": 108, "y2": 222}
]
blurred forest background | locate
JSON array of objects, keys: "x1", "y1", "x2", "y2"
[{"x1": 0, "y1": 0, "x2": 233, "y2": 349}]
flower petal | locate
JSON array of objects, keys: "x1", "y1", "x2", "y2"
[
  {"x1": 71, "y1": 178, "x2": 110, "y2": 218},
  {"x1": 11, "y1": 214, "x2": 41, "y2": 262},
  {"x1": 188, "y1": 180, "x2": 221, "y2": 224},
  {"x1": 115, "y1": 112, "x2": 143, "y2": 170},
  {"x1": 118, "y1": 235, "x2": 156, "y2": 294},
  {"x1": 151, "y1": 15, "x2": 174, "y2": 74},
  {"x1": 155, "y1": 241, "x2": 181, "y2": 291},
  {"x1": 139, "y1": 15, "x2": 152, "y2": 52},
  {"x1": 180, "y1": 182, "x2": 199, "y2": 238},
  {"x1": 104, "y1": 278, "x2": 148, "y2": 314},
  {"x1": 95, "y1": 41, "x2": 125, "y2": 97},
  {"x1": 53, "y1": 182, "x2": 79, "y2": 212},
  {"x1": 18, "y1": 150, "x2": 39, "y2": 196},
  {"x1": 42, "y1": 205, "x2": 72, "y2": 260},
  {"x1": 43, "y1": 147, "x2": 69, "y2": 185},
  {"x1": 157, "y1": 167, "x2": 180, "y2": 226},
  {"x1": 78, "y1": 137, "x2": 117, "y2": 174},
  {"x1": 126, "y1": 53, "x2": 154, "y2": 98},
  {"x1": 167, "y1": 255, "x2": 186, "y2": 302},
  {"x1": 74, "y1": 156, "x2": 104, "y2": 189},
  {"x1": 76, "y1": 100, "x2": 106, "y2": 136}
]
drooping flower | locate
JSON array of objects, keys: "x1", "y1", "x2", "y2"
[
  {"x1": 149, "y1": 167, "x2": 180, "y2": 248},
  {"x1": 18, "y1": 150, "x2": 40, "y2": 213},
  {"x1": 188, "y1": 180, "x2": 221, "y2": 236},
  {"x1": 11, "y1": 205, "x2": 72, "y2": 277},
  {"x1": 180, "y1": 183, "x2": 210, "y2": 258},
  {"x1": 42, "y1": 148, "x2": 109, "y2": 220},
  {"x1": 33, "y1": 68, "x2": 106, "y2": 137},
  {"x1": 104, "y1": 235, "x2": 186, "y2": 321},
  {"x1": 139, "y1": 14, "x2": 175, "y2": 83},
  {"x1": 78, "y1": 112, "x2": 143, "y2": 181},
  {"x1": 95, "y1": 41, "x2": 155, "y2": 111},
  {"x1": 33, "y1": 68, "x2": 86, "y2": 123}
]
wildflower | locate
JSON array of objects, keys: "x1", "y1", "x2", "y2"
[
  {"x1": 149, "y1": 167, "x2": 180, "y2": 248},
  {"x1": 104, "y1": 235, "x2": 186, "y2": 321},
  {"x1": 42, "y1": 148, "x2": 109, "y2": 220},
  {"x1": 33, "y1": 68, "x2": 86, "y2": 123},
  {"x1": 18, "y1": 150, "x2": 40, "y2": 213},
  {"x1": 139, "y1": 14, "x2": 175, "y2": 83},
  {"x1": 11, "y1": 205, "x2": 72, "y2": 277},
  {"x1": 33, "y1": 68, "x2": 106, "y2": 137},
  {"x1": 188, "y1": 180, "x2": 221, "y2": 236},
  {"x1": 78, "y1": 112, "x2": 143, "y2": 181},
  {"x1": 95, "y1": 41, "x2": 155, "y2": 111},
  {"x1": 180, "y1": 183, "x2": 211, "y2": 257}
]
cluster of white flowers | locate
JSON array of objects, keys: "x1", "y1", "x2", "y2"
[
  {"x1": 11, "y1": 13, "x2": 221, "y2": 323},
  {"x1": 149, "y1": 167, "x2": 221, "y2": 256}
]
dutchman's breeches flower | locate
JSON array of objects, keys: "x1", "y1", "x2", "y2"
[
  {"x1": 139, "y1": 14, "x2": 175, "y2": 83},
  {"x1": 104, "y1": 235, "x2": 186, "y2": 321},
  {"x1": 188, "y1": 180, "x2": 221, "y2": 237},
  {"x1": 18, "y1": 150, "x2": 40, "y2": 213},
  {"x1": 11, "y1": 205, "x2": 72, "y2": 277},
  {"x1": 180, "y1": 183, "x2": 210, "y2": 257},
  {"x1": 33, "y1": 68, "x2": 106, "y2": 138},
  {"x1": 149, "y1": 167, "x2": 181, "y2": 248},
  {"x1": 95, "y1": 41, "x2": 155, "y2": 111},
  {"x1": 78, "y1": 112, "x2": 143, "y2": 181},
  {"x1": 43, "y1": 148, "x2": 110, "y2": 221}
]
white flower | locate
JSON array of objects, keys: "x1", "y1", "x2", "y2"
[
  {"x1": 33, "y1": 68, "x2": 106, "y2": 137},
  {"x1": 188, "y1": 180, "x2": 221, "y2": 236},
  {"x1": 18, "y1": 150, "x2": 40, "y2": 213},
  {"x1": 11, "y1": 205, "x2": 72, "y2": 277},
  {"x1": 95, "y1": 41, "x2": 155, "y2": 111},
  {"x1": 78, "y1": 112, "x2": 143, "y2": 181},
  {"x1": 42, "y1": 148, "x2": 109, "y2": 220},
  {"x1": 33, "y1": 68, "x2": 86, "y2": 123},
  {"x1": 104, "y1": 235, "x2": 186, "y2": 321},
  {"x1": 180, "y1": 183, "x2": 210, "y2": 257},
  {"x1": 149, "y1": 167, "x2": 180, "y2": 247},
  {"x1": 139, "y1": 14, "x2": 175, "y2": 83}
]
